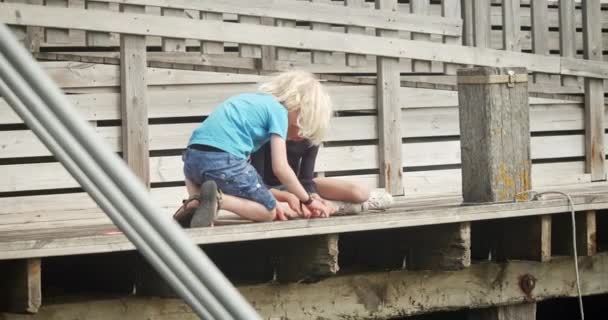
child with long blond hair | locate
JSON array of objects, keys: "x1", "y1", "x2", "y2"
[{"x1": 173, "y1": 70, "x2": 333, "y2": 227}]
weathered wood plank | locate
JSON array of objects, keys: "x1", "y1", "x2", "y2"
[
  {"x1": 502, "y1": 0, "x2": 522, "y2": 52},
  {"x1": 120, "y1": 3, "x2": 150, "y2": 186},
  {"x1": 345, "y1": 0, "x2": 367, "y2": 67},
  {"x1": 92, "y1": 0, "x2": 463, "y2": 36},
  {"x1": 276, "y1": 234, "x2": 339, "y2": 283},
  {"x1": 531, "y1": 0, "x2": 551, "y2": 83},
  {"x1": 199, "y1": 11, "x2": 224, "y2": 54},
  {"x1": 2, "y1": 254, "x2": 608, "y2": 319},
  {"x1": 85, "y1": 1, "x2": 112, "y2": 46},
  {"x1": 583, "y1": 0, "x2": 606, "y2": 181},
  {"x1": 309, "y1": 0, "x2": 333, "y2": 64},
  {"x1": 407, "y1": 222, "x2": 471, "y2": 270},
  {"x1": 473, "y1": 0, "x2": 491, "y2": 48},
  {"x1": 4, "y1": 3, "x2": 607, "y2": 78},
  {"x1": 376, "y1": 0, "x2": 403, "y2": 196},
  {"x1": 441, "y1": 0, "x2": 461, "y2": 74},
  {"x1": 161, "y1": 7, "x2": 186, "y2": 52},
  {"x1": 410, "y1": 0, "x2": 432, "y2": 72},
  {"x1": 0, "y1": 259, "x2": 41, "y2": 313},
  {"x1": 43, "y1": 0, "x2": 70, "y2": 44},
  {"x1": 238, "y1": 15, "x2": 262, "y2": 58},
  {"x1": 462, "y1": 0, "x2": 474, "y2": 46},
  {"x1": 559, "y1": 0, "x2": 579, "y2": 86}
]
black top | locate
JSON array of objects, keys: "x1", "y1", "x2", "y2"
[{"x1": 251, "y1": 140, "x2": 319, "y2": 194}]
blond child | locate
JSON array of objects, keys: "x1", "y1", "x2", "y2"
[{"x1": 173, "y1": 70, "x2": 332, "y2": 227}]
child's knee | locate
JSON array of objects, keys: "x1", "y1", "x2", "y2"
[{"x1": 262, "y1": 207, "x2": 277, "y2": 222}]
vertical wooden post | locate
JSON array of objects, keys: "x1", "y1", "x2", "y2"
[
  {"x1": 582, "y1": 0, "x2": 606, "y2": 182},
  {"x1": 472, "y1": 0, "x2": 491, "y2": 48},
  {"x1": 469, "y1": 303, "x2": 536, "y2": 320},
  {"x1": 531, "y1": 0, "x2": 550, "y2": 83},
  {"x1": 276, "y1": 234, "x2": 339, "y2": 283},
  {"x1": 458, "y1": 67, "x2": 550, "y2": 262},
  {"x1": 85, "y1": 0, "x2": 111, "y2": 47},
  {"x1": 260, "y1": 17, "x2": 277, "y2": 72},
  {"x1": 345, "y1": 0, "x2": 367, "y2": 67},
  {"x1": 238, "y1": 15, "x2": 262, "y2": 58},
  {"x1": 461, "y1": 0, "x2": 474, "y2": 46},
  {"x1": 408, "y1": 222, "x2": 471, "y2": 270},
  {"x1": 120, "y1": 4, "x2": 150, "y2": 187},
  {"x1": 442, "y1": 0, "x2": 461, "y2": 75},
  {"x1": 309, "y1": 0, "x2": 332, "y2": 64},
  {"x1": 410, "y1": 0, "x2": 431, "y2": 72},
  {"x1": 375, "y1": 0, "x2": 403, "y2": 196},
  {"x1": 200, "y1": 11, "x2": 224, "y2": 54},
  {"x1": 502, "y1": 0, "x2": 521, "y2": 52},
  {"x1": 0, "y1": 259, "x2": 42, "y2": 313},
  {"x1": 44, "y1": 0, "x2": 70, "y2": 44},
  {"x1": 276, "y1": 19, "x2": 298, "y2": 61},
  {"x1": 559, "y1": 0, "x2": 578, "y2": 86},
  {"x1": 161, "y1": 8, "x2": 186, "y2": 52}
]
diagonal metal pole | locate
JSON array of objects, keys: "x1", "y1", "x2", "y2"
[
  {"x1": 0, "y1": 23, "x2": 261, "y2": 320},
  {"x1": 0, "y1": 77, "x2": 214, "y2": 320}
]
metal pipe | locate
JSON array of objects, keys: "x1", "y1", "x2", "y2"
[
  {"x1": 0, "y1": 77, "x2": 214, "y2": 320},
  {"x1": 0, "y1": 46, "x2": 233, "y2": 319},
  {"x1": 0, "y1": 23, "x2": 260, "y2": 320}
]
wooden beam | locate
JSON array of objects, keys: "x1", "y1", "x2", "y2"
[
  {"x1": 375, "y1": 0, "x2": 403, "y2": 196},
  {"x1": 458, "y1": 67, "x2": 550, "y2": 262},
  {"x1": 43, "y1": 0, "x2": 69, "y2": 44},
  {"x1": 407, "y1": 222, "x2": 471, "y2": 270},
  {"x1": 473, "y1": 0, "x2": 491, "y2": 48},
  {"x1": 442, "y1": 0, "x2": 462, "y2": 75},
  {"x1": 199, "y1": 11, "x2": 224, "y2": 54},
  {"x1": 4, "y1": 3, "x2": 608, "y2": 78},
  {"x1": 345, "y1": 0, "x2": 367, "y2": 67},
  {"x1": 120, "y1": 3, "x2": 150, "y2": 186},
  {"x1": 0, "y1": 259, "x2": 41, "y2": 313},
  {"x1": 461, "y1": 0, "x2": 474, "y2": 46},
  {"x1": 276, "y1": 234, "x2": 339, "y2": 283},
  {"x1": 309, "y1": 0, "x2": 332, "y2": 64},
  {"x1": 531, "y1": 0, "x2": 551, "y2": 83},
  {"x1": 582, "y1": 0, "x2": 606, "y2": 181},
  {"x1": 5, "y1": 253, "x2": 608, "y2": 319},
  {"x1": 92, "y1": 0, "x2": 463, "y2": 36},
  {"x1": 468, "y1": 303, "x2": 536, "y2": 320},
  {"x1": 238, "y1": 15, "x2": 262, "y2": 58}
]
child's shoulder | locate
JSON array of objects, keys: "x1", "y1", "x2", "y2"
[{"x1": 228, "y1": 93, "x2": 284, "y2": 110}]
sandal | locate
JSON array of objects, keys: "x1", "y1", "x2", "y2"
[
  {"x1": 173, "y1": 195, "x2": 201, "y2": 228},
  {"x1": 190, "y1": 180, "x2": 221, "y2": 228}
]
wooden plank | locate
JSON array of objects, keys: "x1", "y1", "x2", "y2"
[
  {"x1": 43, "y1": 0, "x2": 70, "y2": 44},
  {"x1": 4, "y1": 3, "x2": 607, "y2": 78},
  {"x1": 199, "y1": 11, "x2": 224, "y2": 54},
  {"x1": 345, "y1": 0, "x2": 367, "y2": 67},
  {"x1": 85, "y1": 1, "x2": 112, "y2": 46},
  {"x1": 120, "y1": 3, "x2": 150, "y2": 186},
  {"x1": 502, "y1": 0, "x2": 521, "y2": 51},
  {"x1": 375, "y1": 0, "x2": 403, "y2": 196},
  {"x1": 531, "y1": 0, "x2": 551, "y2": 83},
  {"x1": 559, "y1": 0, "x2": 579, "y2": 86},
  {"x1": 407, "y1": 222, "x2": 471, "y2": 270},
  {"x1": 2, "y1": 254, "x2": 608, "y2": 319},
  {"x1": 161, "y1": 7, "x2": 186, "y2": 52},
  {"x1": 410, "y1": 0, "x2": 432, "y2": 72},
  {"x1": 468, "y1": 303, "x2": 536, "y2": 320},
  {"x1": 309, "y1": 0, "x2": 332, "y2": 64},
  {"x1": 0, "y1": 259, "x2": 41, "y2": 313},
  {"x1": 259, "y1": 17, "x2": 277, "y2": 71},
  {"x1": 441, "y1": 0, "x2": 461, "y2": 74},
  {"x1": 238, "y1": 15, "x2": 262, "y2": 58},
  {"x1": 461, "y1": 0, "x2": 474, "y2": 46},
  {"x1": 473, "y1": 0, "x2": 491, "y2": 48},
  {"x1": 92, "y1": 0, "x2": 464, "y2": 36},
  {"x1": 275, "y1": 18, "x2": 298, "y2": 61},
  {"x1": 583, "y1": 0, "x2": 606, "y2": 181}
]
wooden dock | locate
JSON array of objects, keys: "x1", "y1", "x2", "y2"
[{"x1": 1, "y1": 0, "x2": 608, "y2": 319}]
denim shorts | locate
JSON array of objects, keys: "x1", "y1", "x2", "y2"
[{"x1": 183, "y1": 148, "x2": 276, "y2": 210}]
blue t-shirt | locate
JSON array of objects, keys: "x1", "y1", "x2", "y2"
[{"x1": 188, "y1": 93, "x2": 288, "y2": 159}]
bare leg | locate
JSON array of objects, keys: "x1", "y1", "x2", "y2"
[
  {"x1": 313, "y1": 177, "x2": 370, "y2": 203},
  {"x1": 185, "y1": 177, "x2": 200, "y2": 197},
  {"x1": 220, "y1": 194, "x2": 277, "y2": 222}
]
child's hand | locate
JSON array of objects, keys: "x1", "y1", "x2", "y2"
[
  {"x1": 277, "y1": 202, "x2": 298, "y2": 220},
  {"x1": 305, "y1": 198, "x2": 332, "y2": 218},
  {"x1": 285, "y1": 193, "x2": 302, "y2": 215},
  {"x1": 311, "y1": 193, "x2": 337, "y2": 216}
]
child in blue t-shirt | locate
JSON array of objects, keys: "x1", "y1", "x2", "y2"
[{"x1": 174, "y1": 70, "x2": 333, "y2": 227}]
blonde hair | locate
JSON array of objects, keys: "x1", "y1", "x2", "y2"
[{"x1": 259, "y1": 70, "x2": 332, "y2": 145}]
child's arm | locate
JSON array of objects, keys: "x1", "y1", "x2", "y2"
[
  {"x1": 270, "y1": 188, "x2": 301, "y2": 214},
  {"x1": 270, "y1": 135, "x2": 330, "y2": 217}
]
